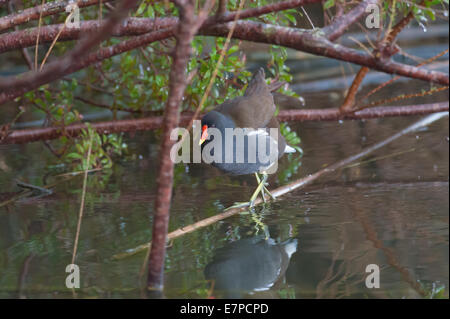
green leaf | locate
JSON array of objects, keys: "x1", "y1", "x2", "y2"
[
  {"x1": 66, "y1": 153, "x2": 83, "y2": 160},
  {"x1": 324, "y1": 0, "x2": 335, "y2": 10},
  {"x1": 424, "y1": 8, "x2": 436, "y2": 21},
  {"x1": 228, "y1": 45, "x2": 239, "y2": 55},
  {"x1": 147, "y1": 5, "x2": 155, "y2": 18},
  {"x1": 284, "y1": 13, "x2": 297, "y2": 25},
  {"x1": 136, "y1": 2, "x2": 146, "y2": 15}
]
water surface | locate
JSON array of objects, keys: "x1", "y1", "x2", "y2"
[{"x1": 0, "y1": 112, "x2": 448, "y2": 298}]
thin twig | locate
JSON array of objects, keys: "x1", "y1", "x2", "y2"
[
  {"x1": 340, "y1": 66, "x2": 370, "y2": 112},
  {"x1": 360, "y1": 48, "x2": 449, "y2": 102},
  {"x1": 0, "y1": 174, "x2": 77, "y2": 208},
  {"x1": 71, "y1": 133, "x2": 93, "y2": 265},
  {"x1": 35, "y1": 0, "x2": 46, "y2": 70},
  {"x1": 339, "y1": 0, "x2": 428, "y2": 113},
  {"x1": 40, "y1": 9, "x2": 75, "y2": 70},
  {"x1": 16, "y1": 180, "x2": 53, "y2": 194},
  {"x1": 382, "y1": 0, "x2": 398, "y2": 45},
  {"x1": 301, "y1": 7, "x2": 315, "y2": 29},
  {"x1": 323, "y1": 0, "x2": 381, "y2": 41},
  {"x1": 355, "y1": 86, "x2": 449, "y2": 111}
]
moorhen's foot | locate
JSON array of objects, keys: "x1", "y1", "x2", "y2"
[
  {"x1": 227, "y1": 202, "x2": 248, "y2": 209},
  {"x1": 226, "y1": 174, "x2": 276, "y2": 210},
  {"x1": 227, "y1": 201, "x2": 261, "y2": 211},
  {"x1": 263, "y1": 185, "x2": 275, "y2": 200}
]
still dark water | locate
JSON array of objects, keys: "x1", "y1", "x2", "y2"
[{"x1": 0, "y1": 112, "x2": 448, "y2": 298}]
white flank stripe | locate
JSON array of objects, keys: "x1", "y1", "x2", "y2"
[{"x1": 284, "y1": 145, "x2": 296, "y2": 153}]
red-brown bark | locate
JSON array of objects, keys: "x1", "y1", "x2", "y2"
[
  {"x1": 0, "y1": 20, "x2": 448, "y2": 105},
  {"x1": 0, "y1": 18, "x2": 178, "y2": 53},
  {"x1": 0, "y1": 0, "x2": 140, "y2": 103},
  {"x1": 323, "y1": 0, "x2": 381, "y2": 41},
  {"x1": 339, "y1": 0, "x2": 428, "y2": 113},
  {"x1": 0, "y1": 0, "x2": 448, "y2": 105},
  {"x1": 146, "y1": 0, "x2": 207, "y2": 290},
  {"x1": 2, "y1": 103, "x2": 448, "y2": 144},
  {"x1": 0, "y1": 0, "x2": 323, "y2": 53},
  {"x1": 0, "y1": 0, "x2": 115, "y2": 32},
  {"x1": 203, "y1": 21, "x2": 449, "y2": 85}
]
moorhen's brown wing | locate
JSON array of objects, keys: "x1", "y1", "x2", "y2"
[{"x1": 214, "y1": 68, "x2": 275, "y2": 129}]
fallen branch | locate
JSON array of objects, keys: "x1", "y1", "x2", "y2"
[
  {"x1": 0, "y1": 172, "x2": 77, "y2": 208},
  {"x1": 16, "y1": 180, "x2": 53, "y2": 195},
  {"x1": 0, "y1": 168, "x2": 103, "y2": 209},
  {"x1": 112, "y1": 111, "x2": 449, "y2": 260}
]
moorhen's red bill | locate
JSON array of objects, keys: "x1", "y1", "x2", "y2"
[{"x1": 199, "y1": 68, "x2": 295, "y2": 207}]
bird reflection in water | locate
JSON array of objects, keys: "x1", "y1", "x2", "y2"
[{"x1": 204, "y1": 236, "x2": 298, "y2": 298}]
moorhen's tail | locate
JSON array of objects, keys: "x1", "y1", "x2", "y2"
[{"x1": 244, "y1": 68, "x2": 270, "y2": 97}]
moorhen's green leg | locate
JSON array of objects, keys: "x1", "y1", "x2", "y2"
[
  {"x1": 249, "y1": 173, "x2": 269, "y2": 207},
  {"x1": 254, "y1": 173, "x2": 266, "y2": 202},
  {"x1": 254, "y1": 172, "x2": 275, "y2": 201},
  {"x1": 226, "y1": 173, "x2": 276, "y2": 210}
]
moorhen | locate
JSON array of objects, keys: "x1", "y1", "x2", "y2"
[
  {"x1": 204, "y1": 236, "x2": 298, "y2": 297},
  {"x1": 199, "y1": 68, "x2": 295, "y2": 207}
]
